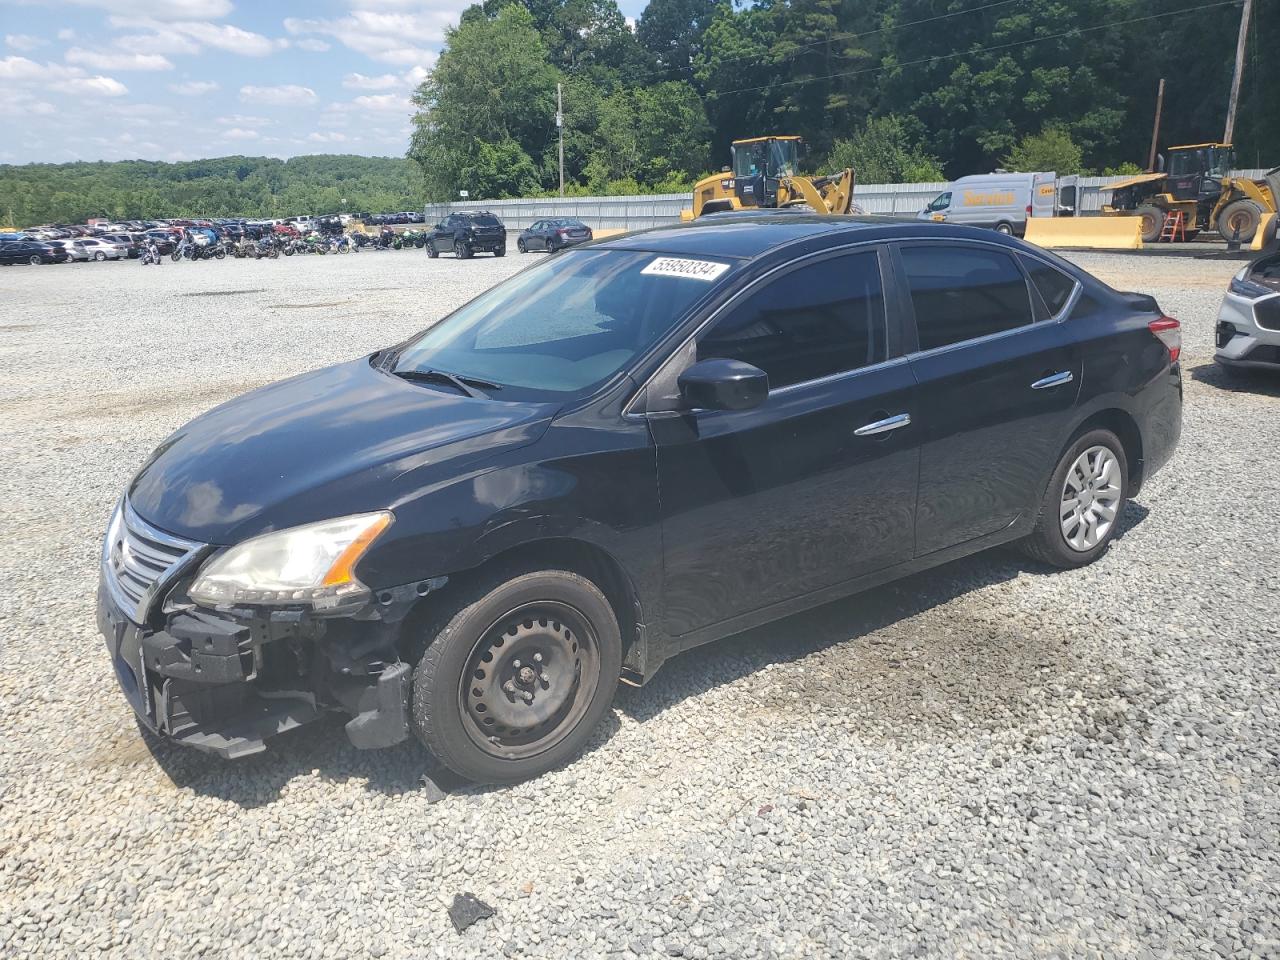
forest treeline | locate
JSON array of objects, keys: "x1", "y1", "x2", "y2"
[
  {"x1": 409, "y1": 0, "x2": 1278, "y2": 200},
  {"x1": 0, "y1": 155, "x2": 420, "y2": 226}
]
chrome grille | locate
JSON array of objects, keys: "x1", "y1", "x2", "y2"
[{"x1": 102, "y1": 500, "x2": 205, "y2": 624}]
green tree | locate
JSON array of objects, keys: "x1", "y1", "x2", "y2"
[
  {"x1": 637, "y1": 0, "x2": 727, "y2": 86},
  {"x1": 827, "y1": 115, "x2": 943, "y2": 183},
  {"x1": 409, "y1": 5, "x2": 558, "y2": 201},
  {"x1": 1002, "y1": 126, "x2": 1085, "y2": 174}
]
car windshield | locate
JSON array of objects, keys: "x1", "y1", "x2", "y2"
[{"x1": 391, "y1": 249, "x2": 733, "y2": 401}]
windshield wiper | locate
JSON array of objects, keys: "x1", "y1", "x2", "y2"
[{"x1": 391, "y1": 367, "x2": 500, "y2": 398}]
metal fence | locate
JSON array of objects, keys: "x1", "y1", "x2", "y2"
[{"x1": 426, "y1": 170, "x2": 1273, "y2": 231}]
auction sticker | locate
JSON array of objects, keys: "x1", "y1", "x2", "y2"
[{"x1": 641, "y1": 257, "x2": 730, "y2": 282}]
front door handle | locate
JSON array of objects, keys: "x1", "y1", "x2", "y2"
[
  {"x1": 854, "y1": 413, "x2": 911, "y2": 437},
  {"x1": 1030, "y1": 371, "x2": 1073, "y2": 390}
]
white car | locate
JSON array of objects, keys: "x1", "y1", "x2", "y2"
[
  {"x1": 74, "y1": 238, "x2": 128, "y2": 261},
  {"x1": 1216, "y1": 253, "x2": 1280, "y2": 372}
]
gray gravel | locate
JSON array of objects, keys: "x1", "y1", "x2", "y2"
[{"x1": 2, "y1": 247, "x2": 1279, "y2": 960}]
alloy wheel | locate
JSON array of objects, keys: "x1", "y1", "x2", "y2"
[
  {"x1": 459, "y1": 601, "x2": 600, "y2": 761},
  {"x1": 1060, "y1": 444, "x2": 1122, "y2": 551}
]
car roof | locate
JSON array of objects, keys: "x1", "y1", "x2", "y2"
[{"x1": 591, "y1": 213, "x2": 1019, "y2": 260}]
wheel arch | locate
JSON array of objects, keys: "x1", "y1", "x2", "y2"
[
  {"x1": 1062, "y1": 407, "x2": 1146, "y2": 496},
  {"x1": 398, "y1": 536, "x2": 648, "y2": 681}
]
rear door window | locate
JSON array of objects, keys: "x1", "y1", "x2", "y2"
[
  {"x1": 698, "y1": 250, "x2": 887, "y2": 388},
  {"x1": 900, "y1": 245, "x2": 1035, "y2": 351},
  {"x1": 1020, "y1": 255, "x2": 1078, "y2": 316}
]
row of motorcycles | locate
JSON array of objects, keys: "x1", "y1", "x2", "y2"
[{"x1": 166, "y1": 229, "x2": 430, "y2": 262}]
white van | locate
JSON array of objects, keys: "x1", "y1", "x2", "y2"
[{"x1": 918, "y1": 172, "x2": 1078, "y2": 236}]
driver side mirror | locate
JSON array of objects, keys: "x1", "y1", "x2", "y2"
[{"x1": 678, "y1": 358, "x2": 769, "y2": 411}]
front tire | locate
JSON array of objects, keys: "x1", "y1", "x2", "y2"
[
  {"x1": 517, "y1": 239, "x2": 527, "y2": 253},
  {"x1": 411, "y1": 568, "x2": 622, "y2": 784},
  {"x1": 426, "y1": 242, "x2": 438, "y2": 258},
  {"x1": 1218, "y1": 200, "x2": 1262, "y2": 243},
  {"x1": 1019, "y1": 428, "x2": 1128, "y2": 569},
  {"x1": 1136, "y1": 205, "x2": 1165, "y2": 244}
]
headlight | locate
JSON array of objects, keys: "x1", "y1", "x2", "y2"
[{"x1": 189, "y1": 512, "x2": 392, "y2": 611}]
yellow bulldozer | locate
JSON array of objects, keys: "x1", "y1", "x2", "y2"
[
  {"x1": 682, "y1": 136, "x2": 856, "y2": 220},
  {"x1": 1104, "y1": 142, "x2": 1279, "y2": 244}
]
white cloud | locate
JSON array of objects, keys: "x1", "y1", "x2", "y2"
[
  {"x1": 240, "y1": 84, "x2": 318, "y2": 106},
  {"x1": 343, "y1": 72, "x2": 400, "y2": 90},
  {"x1": 114, "y1": 31, "x2": 201, "y2": 55},
  {"x1": 106, "y1": 18, "x2": 283, "y2": 57},
  {"x1": 352, "y1": 94, "x2": 412, "y2": 112},
  {"x1": 71, "y1": 0, "x2": 234, "y2": 20},
  {"x1": 169, "y1": 80, "x2": 219, "y2": 95},
  {"x1": 295, "y1": 38, "x2": 331, "y2": 52},
  {"x1": 5, "y1": 34, "x2": 46, "y2": 52},
  {"x1": 284, "y1": 11, "x2": 446, "y2": 68},
  {"x1": 57, "y1": 29, "x2": 76, "y2": 42},
  {"x1": 222, "y1": 127, "x2": 260, "y2": 140},
  {"x1": 66, "y1": 48, "x2": 174, "y2": 71},
  {"x1": 307, "y1": 131, "x2": 348, "y2": 143},
  {"x1": 0, "y1": 56, "x2": 129, "y2": 97},
  {"x1": 216, "y1": 114, "x2": 272, "y2": 127}
]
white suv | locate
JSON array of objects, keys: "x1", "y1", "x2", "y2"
[{"x1": 1216, "y1": 253, "x2": 1280, "y2": 372}]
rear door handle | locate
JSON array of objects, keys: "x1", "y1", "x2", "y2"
[
  {"x1": 1030, "y1": 371, "x2": 1073, "y2": 390},
  {"x1": 854, "y1": 413, "x2": 911, "y2": 437}
]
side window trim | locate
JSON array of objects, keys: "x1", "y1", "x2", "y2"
[
  {"x1": 629, "y1": 240, "x2": 906, "y2": 415},
  {"x1": 1018, "y1": 252, "x2": 1083, "y2": 322},
  {"x1": 891, "y1": 239, "x2": 1052, "y2": 358}
]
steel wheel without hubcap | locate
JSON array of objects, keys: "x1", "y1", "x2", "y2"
[
  {"x1": 460, "y1": 601, "x2": 600, "y2": 761},
  {"x1": 1060, "y1": 444, "x2": 1122, "y2": 551}
]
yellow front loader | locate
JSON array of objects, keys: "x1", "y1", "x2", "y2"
[{"x1": 682, "y1": 136, "x2": 855, "y2": 220}]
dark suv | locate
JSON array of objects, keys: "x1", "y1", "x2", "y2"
[
  {"x1": 426, "y1": 211, "x2": 507, "y2": 259},
  {"x1": 97, "y1": 217, "x2": 1181, "y2": 783}
]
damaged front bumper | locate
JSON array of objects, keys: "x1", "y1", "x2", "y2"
[{"x1": 97, "y1": 505, "x2": 434, "y2": 759}]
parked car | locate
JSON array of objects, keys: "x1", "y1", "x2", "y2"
[
  {"x1": 426, "y1": 211, "x2": 506, "y2": 258},
  {"x1": 0, "y1": 240, "x2": 67, "y2": 265},
  {"x1": 97, "y1": 216, "x2": 1181, "y2": 783},
  {"x1": 74, "y1": 238, "x2": 129, "y2": 261},
  {"x1": 1215, "y1": 251, "x2": 1280, "y2": 371},
  {"x1": 517, "y1": 218, "x2": 594, "y2": 253},
  {"x1": 46, "y1": 239, "x2": 90, "y2": 262},
  {"x1": 100, "y1": 233, "x2": 143, "y2": 258}
]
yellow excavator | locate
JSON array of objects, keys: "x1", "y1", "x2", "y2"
[
  {"x1": 682, "y1": 136, "x2": 856, "y2": 220},
  {"x1": 1104, "y1": 142, "x2": 1279, "y2": 244}
]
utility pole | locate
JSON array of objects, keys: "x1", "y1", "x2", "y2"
[
  {"x1": 1147, "y1": 78, "x2": 1165, "y2": 172},
  {"x1": 556, "y1": 83, "x2": 565, "y2": 198},
  {"x1": 1224, "y1": 0, "x2": 1253, "y2": 145}
]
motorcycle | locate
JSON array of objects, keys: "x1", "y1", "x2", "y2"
[
  {"x1": 253, "y1": 237, "x2": 280, "y2": 259},
  {"x1": 328, "y1": 235, "x2": 352, "y2": 254}
]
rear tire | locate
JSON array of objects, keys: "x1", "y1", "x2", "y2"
[
  {"x1": 1136, "y1": 205, "x2": 1165, "y2": 244},
  {"x1": 410, "y1": 568, "x2": 622, "y2": 784},
  {"x1": 995, "y1": 222, "x2": 1014, "y2": 235},
  {"x1": 1018, "y1": 428, "x2": 1129, "y2": 569},
  {"x1": 28, "y1": 255, "x2": 41, "y2": 265},
  {"x1": 494, "y1": 245, "x2": 505, "y2": 257},
  {"x1": 457, "y1": 242, "x2": 472, "y2": 259},
  {"x1": 94, "y1": 251, "x2": 107, "y2": 261},
  {"x1": 1218, "y1": 200, "x2": 1262, "y2": 243}
]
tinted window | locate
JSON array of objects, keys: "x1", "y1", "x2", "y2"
[
  {"x1": 475, "y1": 215, "x2": 503, "y2": 227},
  {"x1": 1021, "y1": 256, "x2": 1077, "y2": 315},
  {"x1": 394, "y1": 250, "x2": 728, "y2": 399},
  {"x1": 698, "y1": 251, "x2": 886, "y2": 388},
  {"x1": 901, "y1": 246, "x2": 1034, "y2": 351}
]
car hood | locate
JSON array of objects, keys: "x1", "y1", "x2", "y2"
[{"x1": 128, "y1": 357, "x2": 557, "y2": 544}]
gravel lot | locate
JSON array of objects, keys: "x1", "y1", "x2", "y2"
[{"x1": 2, "y1": 246, "x2": 1279, "y2": 960}]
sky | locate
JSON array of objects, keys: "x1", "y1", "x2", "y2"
[{"x1": 0, "y1": 0, "x2": 645, "y2": 165}]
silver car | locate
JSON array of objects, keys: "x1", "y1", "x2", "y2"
[
  {"x1": 1216, "y1": 253, "x2": 1280, "y2": 371},
  {"x1": 47, "y1": 239, "x2": 90, "y2": 262},
  {"x1": 75, "y1": 238, "x2": 128, "y2": 261}
]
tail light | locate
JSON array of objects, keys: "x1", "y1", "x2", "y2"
[
  {"x1": 557, "y1": 229, "x2": 568, "y2": 238},
  {"x1": 1149, "y1": 317, "x2": 1181, "y2": 363},
  {"x1": 1025, "y1": 204, "x2": 1032, "y2": 215}
]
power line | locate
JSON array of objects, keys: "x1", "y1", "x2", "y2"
[{"x1": 704, "y1": 0, "x2": 1240, "y2": 101}]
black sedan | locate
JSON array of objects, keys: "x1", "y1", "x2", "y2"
[
  {"x1": 517, "y1": 218, "x2": 593, "y2": 253},
  {"x1": 97, "y1": 216, "x2": 1181, "y2": 783},
  {"x1": 0, "y1": 240, "x2": 68, "y2": 265}
]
